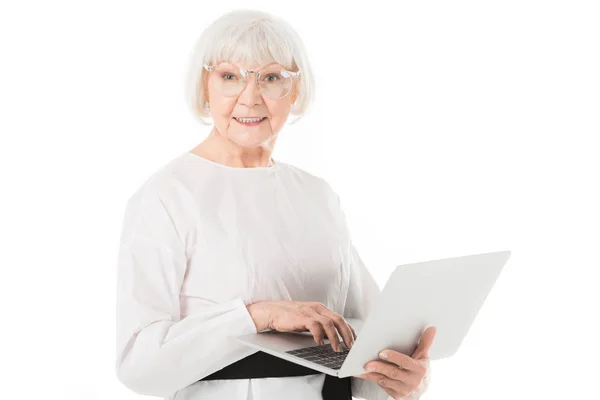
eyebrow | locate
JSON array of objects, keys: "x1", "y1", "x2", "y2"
[{"x1": 220, "y1": 62, "x2": 282, "y2": 70}]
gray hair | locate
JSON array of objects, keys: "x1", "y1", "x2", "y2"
[{"x1": 183, "y1": 9, "x2": 315, "y2": 126}]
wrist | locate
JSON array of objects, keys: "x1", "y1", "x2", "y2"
[{"x1": 247, "y1": 302, "x2": 270, "y2": 332}]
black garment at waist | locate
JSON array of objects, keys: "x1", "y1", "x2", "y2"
[{"x1": 199, "y1": 350, "x2": 352, "y2": 400}]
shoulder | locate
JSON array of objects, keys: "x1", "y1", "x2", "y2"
[
  {"x1": 120, "y1": 154, "x2": 194, "y2": 234},
  {"x1": 117, "y1": 155, "x2": 197, "y2": 253},
  {"x1": 123, "y1": 156, "x2": 183, "y2": 209}
]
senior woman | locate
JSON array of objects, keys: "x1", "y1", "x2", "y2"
[{"x1": 115, "y1": 9, "x2": 435, "y2": 400}]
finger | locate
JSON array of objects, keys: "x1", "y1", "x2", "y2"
[
  {"x1": 363, "y1": 361, "x2": 420, "y2": 385},
  {"x1": 302, "y1": 307, "x2": 339, "y2": 350},
  {"x1": 354, "y1": 371, "x2": 416, "y2": 398},
  {"x1": 380, "y1": 386, "x2": 401, "y2": 400},
  {"x1": 317, "y1": 306, "x2": 355, "y2": 349},
  {"x1": 353, "y1": 373, "x2": 404, "y2": 399},
  {"x1": 313, "y1": 313, "x2": 343, "y2": 352},
  {"x1": 305, "y1": 319, "x2": 326, "y2": 346},
  {"x1": 375, "y1": 350, "x2": 425, "y2": 374},
  {"x1": 348, "y1": 323, "x2": 358, "y2": 341},
  {"x1": 354, "y1": 371, "x2": 381, "y2": 380},
  {"x1": 412, "y1": 326, "x2": 437, "y2": 359},
  {"x1": 375, "y1": 375, "x2": 415, "y2": 398}
]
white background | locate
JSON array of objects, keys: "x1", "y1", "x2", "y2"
[{"x1": 1, "y1": 1, "x2": 599, "y2": 399}]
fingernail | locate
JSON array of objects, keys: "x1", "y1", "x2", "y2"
[
  {"x1": 366, "y1": 365, "x2": 376, "y2": 372},
  {"x1": 379, "y1": 351, "x2": 388, "y2": 359}
]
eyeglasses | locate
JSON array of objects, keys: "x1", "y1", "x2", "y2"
[{"x1": 203, "y1": 62, "x2": 300, "y2": 99}]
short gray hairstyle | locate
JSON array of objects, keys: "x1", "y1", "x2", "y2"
[{"x1": 183, "y1": 9, "x2": 315, "y2": 126}]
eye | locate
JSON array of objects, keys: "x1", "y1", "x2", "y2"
[
  {"x1": 264, "y1": 74, "x2": 280, "y2": 82},
  {"x1": 221, "y1": 73, "x2": 236, "y2": 81}
]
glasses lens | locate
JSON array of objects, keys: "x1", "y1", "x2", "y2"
[
  {"x1": 258, "y1": 67, "x2": 293, "y2": 99},
  {"x1": 213, "y1": 64, "x2": 245, "y2": 96}
]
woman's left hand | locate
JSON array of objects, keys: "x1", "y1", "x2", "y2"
[{"x1": 354, "y1": 326, "x2": 436, "y2": 399}]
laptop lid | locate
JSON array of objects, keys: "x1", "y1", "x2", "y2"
[{"x1": 338, "y1": 250, "x2": 511, "y2": 377}]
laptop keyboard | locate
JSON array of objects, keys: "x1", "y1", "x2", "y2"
[{"x1": 285, "y1": 343, "x2": 350, "y2": 370}]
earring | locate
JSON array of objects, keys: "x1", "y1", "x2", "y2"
[{"x1": 205, "y1": 101, "x2": 210, "y2": 110}]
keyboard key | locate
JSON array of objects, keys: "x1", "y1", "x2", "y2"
[{"x1": 285, "y1": 343, "x2": 350, "y2": 369}]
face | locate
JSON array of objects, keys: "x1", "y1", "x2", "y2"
[{"x1": 204, "y1": 61, "x2": 298, "y2": 152}]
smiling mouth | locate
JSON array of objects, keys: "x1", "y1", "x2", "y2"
[{"x1": 233, "y1": 117, "x2": 267, "y2": 125}]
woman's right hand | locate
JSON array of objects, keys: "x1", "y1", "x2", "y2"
[{"x1": 247, "y1": 301, "x2": 357, "y2": 352}]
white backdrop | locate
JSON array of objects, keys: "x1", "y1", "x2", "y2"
[{"x1": 1, "y1": 1, "x2": 598, "y2": 399}]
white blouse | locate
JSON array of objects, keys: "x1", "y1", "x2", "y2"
[{"x1": 115, "y1": 151, "x2": 429, "y2": 400}]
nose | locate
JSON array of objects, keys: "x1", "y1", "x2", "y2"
[{"x1": 237, "y1": 72, "x2": 263, "y2": 107}]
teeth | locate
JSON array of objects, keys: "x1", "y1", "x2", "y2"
[{"x1": 235, "y1": 117, "x2": 264, "y2": 123}]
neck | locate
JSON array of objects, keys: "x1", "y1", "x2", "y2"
[{"x1": 192, "y1": 127, "x2": 275, "y2": 168}]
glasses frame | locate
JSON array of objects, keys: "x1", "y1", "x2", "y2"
[{"x1": 203, "y1": 62, "x2": 301, "y2": 99}]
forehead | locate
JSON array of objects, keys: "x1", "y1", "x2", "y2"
[{"x1": 217, "y1": 60, "x2": 282, "y2": 70}]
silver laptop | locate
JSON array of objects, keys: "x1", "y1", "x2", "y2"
[{"x1": 235, "y1": 250, "x2": 511, "y2": 378}]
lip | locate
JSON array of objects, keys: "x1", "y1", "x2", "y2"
[{"x1": 233, "y1": 117, "x2": 266, "y2": 126}]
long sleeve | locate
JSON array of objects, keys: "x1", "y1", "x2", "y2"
[
  {"x1": 115, "y1": 180, "x2": 259, "y2": 397},
  {"x1": 334, "y1": 192, "x2": 430, "y2": 400}
]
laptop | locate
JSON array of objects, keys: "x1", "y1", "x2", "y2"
[{"x1": 235, "y1": 250, "x2": 512, "y2": 378}]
